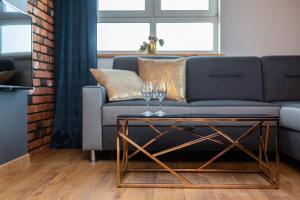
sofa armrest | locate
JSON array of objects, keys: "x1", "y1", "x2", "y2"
[{"x1": 82, "y1": 85, "x2": 106, "y2": 150}]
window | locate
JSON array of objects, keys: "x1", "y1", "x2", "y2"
[
  {"x1": 97, "y1": 23, "x2": 150, "y2": 51},
  {"x1": 161, "y1": 0, "x2": 209, "y2": 11},
  {"x1": 97, "y1": 0, "x2": 218, "y2": 53},
  {"x1": 99, "y1": 0, "x2": 145, "y2": 11}
]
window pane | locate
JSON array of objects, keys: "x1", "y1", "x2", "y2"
[
  {"x1": 157, "y1": 23, "x2": 214, "y2": 51},
  {"x1": 97, "y1": 23, "x2": 150, "y2": 51},
  {"x1": 2, "y1": 25, "x2": 32, "y2": 53},
  {"x1": 161, "y1": 0, "x2": 209, "y2": 10},
  {"x1": 99, "y1": 0, "x2": 145, "y2": 11}
]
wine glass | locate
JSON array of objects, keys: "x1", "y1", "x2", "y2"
[
  {"x1": 141, "y1": 81, "x2": 153, "y2": 117},
  {"x1": 154, "y1": 81, "x2": 167, "y2": 117}
]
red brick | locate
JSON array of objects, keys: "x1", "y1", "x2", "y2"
[
  {"x1": 28, "y1": 123, "x2": 37, "y2": 132},
  {"x1": 44, "y1": 39, "x2": 54, "y2": 48},
  {"x1": 37, "y1": 2, "x2": 45, "y2": 11},
  {"x1": 47, "y1": 32, "x2": 54, "y2": 40},
  {"x1": 40, "y1": 45, "x2": 48, "y2": 53},
  {"x1": 49, "y1": 57, "x2": 54, "y2": 64},
  {"x1": 44, "y1": 55, "x2": 50, "y2": 62},
  {"x1": 48, "y1": 17, "x2": 54, "y2": 24},
  {"x1": 28, "y1": 103, "x2": 54, "y2": 114},
  {"x1": 33, "y1": 87, "x2": 54, "y2": 95},
  {"x1": 38, "y1": 62, "x2": 47, "y2": 70},
  {"x1": 32, "y1": 52, "x2": 37, "y2": 60},
  {"x1": 46, "y1": 79, "x2": 54, "y2": 87},
  {"x1": 28, "y1": 111, "x2": 54, "y2": 123},
  {"x1": 33, "y1": 25, "x2": 41, "y2": 34},
  {"x1": 28, "y1": 133, "x2": 36, "y2": 141},
  {"x1": 31, "y1": 96, "x2": 54, "y2": 104},
  {"x1": 41, "y1": 119, "x2": 53, "y2": 127},
  {"x1": 48, "y1": 1, "x2": 54, "y2": 9},
  {"x1": 33, "y1": 79, "x2": 41, "y2": 86},
  {"x1": 33, "y1": 43, "x2": 40, "y2": 51},
  {"x1": 43, "y1": 135, "x2": 52, "y2": 144},
  {"x1": 28, "y1": 138, "x2": 43, "y2": 150},
  {"x1": 34, "y1": 70, "x2": 54, "y2": 79},
  {"x1": 41, "y1": 0, "x2": 48, "y2": 5},
  {"x1": 33, "y1": 61, "x2": 39, "y2": 69},
  {"x1": 40, "y1": 29, "x2": 47, "y2": 37},
  {"x1": 33, "y1": 7, "x2": 40, "y2": 16},
  {"x1": 28, "y1": 4, "x2": 33, "y2": 13}
]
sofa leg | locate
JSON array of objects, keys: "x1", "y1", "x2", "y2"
[{"x1": 90, "y1": 150, "x2": 96, "y2": 163}]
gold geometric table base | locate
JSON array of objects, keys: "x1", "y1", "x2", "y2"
[{"x1": 116, "y1": 115, "x2": 280, "y2": 189}]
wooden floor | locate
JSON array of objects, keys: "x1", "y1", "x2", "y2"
[{"x1": 1, "y1": 149, "x2": 300, "y2": 200}]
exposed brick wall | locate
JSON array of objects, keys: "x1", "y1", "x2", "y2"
[{"x1": 27, "y1": 0, "x2": 55, "y2": 153}]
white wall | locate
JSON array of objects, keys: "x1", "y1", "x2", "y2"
[
  {"x1": 98, "y1": 58, "x2": 113, "y2": 69},
  {"x1": 221, "y1": 0, "x2": 300, "y2": 56}
]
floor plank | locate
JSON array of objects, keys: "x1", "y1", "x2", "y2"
[{"x1": 0, "y1": 149, "x2": 300, "y2": 200}]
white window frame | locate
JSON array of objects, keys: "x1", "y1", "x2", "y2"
[{"x1": 97, "y1": 0, "x2": 219, "y2": 54}]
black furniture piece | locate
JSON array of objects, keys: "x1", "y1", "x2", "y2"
[{"x1": 0, "y1": 90, "x2": 28, "y2": 165}]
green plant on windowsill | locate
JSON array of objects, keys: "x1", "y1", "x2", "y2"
[{"x1": 139, "y1": 36, "x2": 165, "y2": 54}]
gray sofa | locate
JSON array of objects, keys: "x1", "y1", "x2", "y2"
[{"x1": 83, "y1": 56, "x2": 300, "y2": 162}]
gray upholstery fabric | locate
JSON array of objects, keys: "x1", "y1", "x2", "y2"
[
  {"x1": 82, "y1": 86, "x2": 106, "y2": 150},
  {"x1": 102, "y1": 126, "x2": 276, "y2": 151},
  {"x1": 190, "y1": 100, "x2": 278, "y2": 107},
  {"x1": 278, "y1": 102, "x2": 300, "y2": 132},
  {"x1": 102, "y1": 100, "x2": 280, "y2": 126},
  {"x1": 273, "y1": 101, "x2": 300, "y2": 107},
  {"x1": 189, "y1": 101, "x2": 279, "y2": 127},
  {"x1": 102, "y1": 102, "x2": 190, "y2": 126},
  {"x1": 280, "y1": 128, "x2": 300, "y2": 161},
  {"x1": 187, "y1": 57, "x2": 264, "y2": 101},
  {"x1": 262, "y1": 56, "x2": 300, "y2": 101},
  {"x1": 113, "y1": 56, "x2": 181, "y2": 73},
  {"x1": 190, "y1": 100, "x2": 280, "y2": 117}
]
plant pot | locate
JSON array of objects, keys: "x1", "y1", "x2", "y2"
[{"x1": 147, "y1": 42, "x2": 157, "y2": 54}]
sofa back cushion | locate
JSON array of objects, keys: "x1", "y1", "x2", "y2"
[
  {"x1": 187, "y1": 57, "x2": 264, "y2": 102},
  {"x1": 262, "y1": 56, "x2": 300, "y2": 101},
  {"x1": 113, "y1": 56, "x2": 180, "y2": 73}
]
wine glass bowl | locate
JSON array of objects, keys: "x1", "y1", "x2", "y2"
[
  {"x1": 154, "y1": 81, "x2": 167, "y2": 117},
  {"x1": 141, "y1": 81, "x2": 153, "y2": 117}
]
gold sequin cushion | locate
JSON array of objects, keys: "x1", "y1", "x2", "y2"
[
  {"x1": 138, "y1": 58, "x2": 187, "y2": 101},
  {"x1": 90, "y1": 69, "x2": 143, "y2": 101}
]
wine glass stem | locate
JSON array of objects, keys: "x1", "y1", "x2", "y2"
[
  {"x1": 146, "y1": 101, "x2": 149, "y2": 112},
  {"x1": 159, "y1": 100, "x2": 162, "y2": 111}
]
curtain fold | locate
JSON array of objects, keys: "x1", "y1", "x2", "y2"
[{"x1": 51, "y1": 0, "x2": 97, "y2": 148}]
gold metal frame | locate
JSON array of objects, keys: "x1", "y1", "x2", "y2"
[{"x1": 116, "y1": 116, "x2": 280, "y2": 189}]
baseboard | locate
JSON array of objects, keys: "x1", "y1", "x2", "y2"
[{"x1": 0, "y1": 154, "x2": 30, "y2": 175}]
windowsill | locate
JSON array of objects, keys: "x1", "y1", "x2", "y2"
[{"x1": 97, "y1": 52, "x2": 225, "y2": 58}]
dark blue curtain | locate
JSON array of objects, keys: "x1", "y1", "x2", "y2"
[{"x1": 51, "y1": 0, "x2": 97, "y2": 148}]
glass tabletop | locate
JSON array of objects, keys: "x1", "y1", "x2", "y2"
[{"x1": 117, "y1": 114, "x2": 279, "y2": 119}]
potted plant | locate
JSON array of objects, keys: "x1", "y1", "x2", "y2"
[{"x1": 139, "y1": 36, "x2": 164, "y2": 54}]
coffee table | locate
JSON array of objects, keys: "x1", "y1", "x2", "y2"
[{"x1": 116, "y1": 114, "x2": 280, "y2": 189}]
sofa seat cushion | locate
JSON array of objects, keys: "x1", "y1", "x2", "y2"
[
  {"x1": 102, "y1": 100, "x2": 280, "y2": 126},
  {"x1": 190, "y1": 100, "x2": 280, "y2": 116},
  {"x1": 188, "y1": 100, "x2": 280, "y2": 127},
  {"x1": 276, "y1": 101, "x2": 300, "y2": 132},
  {"x1": 102, "y1": 100, "x2": 190, "y2": 126}
]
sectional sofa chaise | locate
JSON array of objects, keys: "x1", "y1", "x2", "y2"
[{"x1": 83, "y1": 56, "x2": 300, "y2": 162}]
